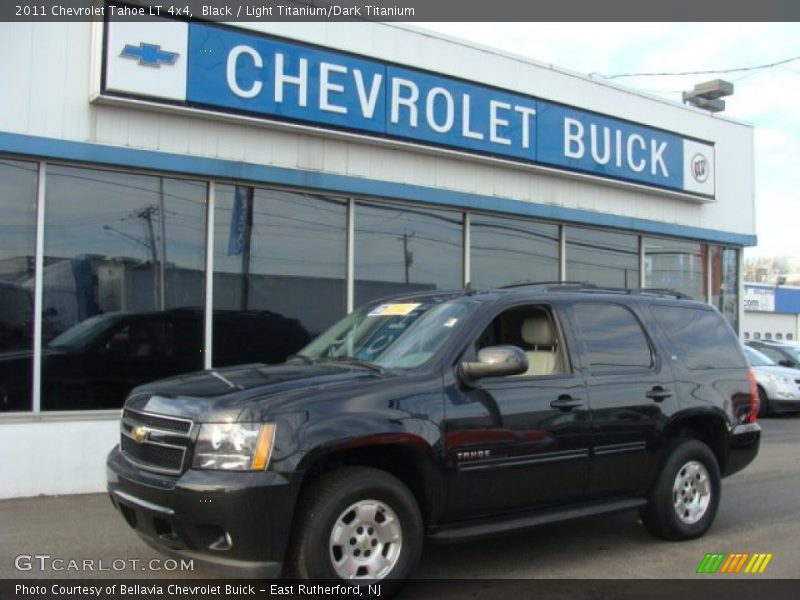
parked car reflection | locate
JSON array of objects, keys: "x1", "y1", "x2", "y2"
[
  {"x1": 0, "y1": 308, "x2": 310, "y2": 411},
  {"x1": 0, "y1": 281, "x2": 33, "y2": 353}
]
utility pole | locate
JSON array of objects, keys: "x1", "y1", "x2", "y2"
[
  {"x1": 158, "y1": 180, "x2": 167, "y2": 310},
  {"x1": 134, "y1": 205, "x2": 159, "y2": 267},
  {"x1": 134, "y1": 205, "x2": 160, "y2": 308},
  {"x1": 399, "y1": 231, "x2": 414, "y2": 284}
]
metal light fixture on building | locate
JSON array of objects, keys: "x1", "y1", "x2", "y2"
[{"x1": 682, "y1": 79, "x2": 734, "y2": 113}]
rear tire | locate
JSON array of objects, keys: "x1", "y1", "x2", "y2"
[
  {"x1": 288, "y1": 467, "x2": 423, "y2": 594},
  {"x1": 641, "y1": 439, "x2": 721, "y2": 541},
  {"x1": 758, "y1": 387, "x2": 770, "y2": 418}
]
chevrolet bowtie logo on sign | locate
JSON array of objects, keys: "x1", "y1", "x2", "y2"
[
  {"x1": 696, "y1": 552, "x2": 773, "y2": 574},
  {"x1": 104, "y1": 21, "x2": 188, "y2": 101},
  {"x1": 120, "y1": 43, "x2": 179, "y2": 68},
  {"x1": 131, "y1": 426, "x2": 150, "y2": 443}
]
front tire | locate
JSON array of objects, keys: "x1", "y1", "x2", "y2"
[
  {"x1": 288, "y1": 467, "x2": 423, "y2": 592},
  {"x1": 641, "y1": 439, "x2": 721, "y2": 541}
]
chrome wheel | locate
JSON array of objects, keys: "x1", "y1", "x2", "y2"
[
  {"x1": 329, "y1": 499, "x2": 403, "y2": 580},
  {"x1": 672, "y1": 460, "x2": 711, "y2": 524}
]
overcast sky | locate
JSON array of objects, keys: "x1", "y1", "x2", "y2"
[{"x1": 414, "y1": 23, "x2": 800, "y2": 259}]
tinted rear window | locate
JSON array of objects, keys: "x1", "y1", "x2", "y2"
[
  {"x1": 573, "y1": 303, "x2": 653, "y2": 374},
  {"x1": 651, "y1": 304, "x2": 744, "y2": 370}
]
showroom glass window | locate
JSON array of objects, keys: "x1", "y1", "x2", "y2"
[
  {"x1": 709, "y1": 245, "x2": 740, "y2": 331},
  {"x1": 355, "y1": 202, "x2": 463, "y2": 306},
  {"x1": 565, "y1": 227, "x2": 639, "y2": 287},
  {"x1": 644, "y1": 237, "x2": 706, "y2": 300},
  {"x1": 41, "y1": 165, "x2": 206, "y2": 411},
  {"x1": 213, "y1": 185, "x2": 346, "y2": 363},
  {"x1": 0, "y1": 160, "x2": 38, "y2": 412},
  {"x1": 469, "y1": 214, "x2": 559, "y2": 288}
]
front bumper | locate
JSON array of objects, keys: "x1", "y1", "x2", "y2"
[
  {"x1": 106, "y1": 445, "x2": 301, "y2": 578},
  {"x1": 723, "y1": 423, "x2": 761, "y2": 478}
]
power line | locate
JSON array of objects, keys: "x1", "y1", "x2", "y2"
[{"x1": 590, "y1": 55, "x2": 800, "y2": 80}]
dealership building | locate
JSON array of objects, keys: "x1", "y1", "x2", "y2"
[
  {"x1": 0, "y1": 17, "x2": 756, "y2": 497},
  {"x1": 743, "y1": 283, "x2": 800, "y2": 342}
]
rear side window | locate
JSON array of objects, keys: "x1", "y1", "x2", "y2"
[
  {"x1": 572, "y1": 303, "x2": 653, "y2": 374},
  {"x1": 651, "y1": 304, "x2": 744, "y2": 370}
]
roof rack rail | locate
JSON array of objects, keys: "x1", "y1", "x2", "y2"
[
  {"x1": 560, "y1": 285, "x2": 691, "y2": 299},
  {"x1": 634, "y1": 288, "x2": 692, "y2": 299},
  {"x1": 499, "y1": 281, "x2": 592, "y2": 289},
  {"x1": 497, "y1": 281, "x2": 691, "y2": 299}
]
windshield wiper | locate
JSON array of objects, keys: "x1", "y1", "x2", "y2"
[{"x1": 318, "y1": 356, "x2": 388, "y2": 374}]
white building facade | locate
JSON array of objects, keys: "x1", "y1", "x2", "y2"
[
  {"x1": 743, "y1": 284, "x2": 800, "y2": 343},
  {"x1": 0, "y1": 18, "x2": 755, "y2": 497}
]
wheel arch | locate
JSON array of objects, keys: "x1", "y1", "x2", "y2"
[
  {"x1": 294, "y1": 437, "x2": 445, "y2": 529},
  {"x1": 662, "y1": 411, "x2": 729, "y2": 474}
]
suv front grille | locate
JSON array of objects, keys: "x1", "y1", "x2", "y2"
[
  {"x1": 120, "y1": 435, "x2": 185, "y2": 472},
  {"x1": 120, "y1": 409, "x2": 194, "y2": 475},
  {"x1": 122, "y1": 409, "x2": 191, "y2": 434}
]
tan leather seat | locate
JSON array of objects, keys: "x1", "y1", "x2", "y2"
[{"x1": 520, "y1": 316, "x2": 557, "y2": 376}]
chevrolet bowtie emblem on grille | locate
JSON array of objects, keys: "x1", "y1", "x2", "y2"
[
  {"x1": 131, "y1": 426, "x2": 150, "y2": 443},
  {"x1": 120, "y1": 43, "x2": 178, "y2": 67}
]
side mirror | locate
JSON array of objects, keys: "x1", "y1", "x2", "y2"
[
  {"x1": 461, "y1": 345, "x2": 528, "y2": 381},
  {"x1": 778, "y1": 359, "x2": 794, "y2": 368}
]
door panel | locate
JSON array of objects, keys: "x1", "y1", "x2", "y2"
[
  {"x1": 584, "y1": 374, "x2": 676, "y2": 495},
  {"x1": 568, "y1": 302, "x2": 676, "y2": 497},
  {"x1": 442, "y1": 301, "x2": 590, "y2": 520},
  {"x1": 443, "y1": 376, "x2": 590, "y2": 519}
]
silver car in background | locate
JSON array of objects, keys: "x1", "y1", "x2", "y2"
[{"x1": 744, "y1": 345, "x2": 800, "y2": 417}]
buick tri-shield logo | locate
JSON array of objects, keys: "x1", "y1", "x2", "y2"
[
  {"x1": 691, "y1": 153, "x2": 710, "y2": 183},
  {"x1": 120, "y1": 43, "x2": 178, "y2": 67}
]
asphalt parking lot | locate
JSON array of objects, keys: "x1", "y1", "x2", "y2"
[{"x1": 2, "y1": 416, "x2": 799, "y2": 582}]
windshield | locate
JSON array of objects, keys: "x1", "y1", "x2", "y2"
[
  {"x1": 48, "y1": 314, "x2": 119, "y2": 350},
  {"x1": 299, "y1": 299, "x2": 471, "y2": 369},
  {"x1": 781, "y1": 346, "x2": 800, "y2": 361},
  {"x1": 744, "y1": 346, "x2": 776, "y2": 367}
]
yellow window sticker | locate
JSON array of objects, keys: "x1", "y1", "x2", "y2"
[{"x1": 368, "y1": 303, "x2": 421, "y2": 317}]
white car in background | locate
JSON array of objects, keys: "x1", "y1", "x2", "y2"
[{"x1": 744, "y1": 345, "x2": 800, "y2": 417}]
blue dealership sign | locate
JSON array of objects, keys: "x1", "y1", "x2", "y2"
[
  {"x1": 382, "y1": 66, "x2": 539, "y2": 162},
  {"x1": 536, "y1": 102, "x2": 684, "y2": 190},
  {"x1": 188, "y1": 24, "x2": 387, "y2": 136},
  {"x1": 103, "y1": 21, "x2": 716, "y2": 198}
]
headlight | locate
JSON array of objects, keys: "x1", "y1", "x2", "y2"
[
  {"x1": 762, "y1": 373, "x2": 798, "y2": 397},
  {"x1": 775, "y1": 376, "x2": 798, "y2": 393},
  {"x1": 764, "y1": 373, "x2": 795, "y2": 387},
  {"x1": 192, "y1": 423, "x2": 276, "y2": 471}
]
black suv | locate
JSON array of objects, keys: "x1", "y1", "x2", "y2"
[{"x1": 107, "y1": 284, "x2": 760, "y2": 589}]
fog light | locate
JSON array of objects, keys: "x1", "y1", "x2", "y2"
[{"x1": 209, "y1": 531, "x2": 233, "y2": 551}]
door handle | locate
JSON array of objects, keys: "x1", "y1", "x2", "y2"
[
  {"x1": 645, "y1": 387, "x2": 672, "y2": 402},
  {"x1": 550, "y1": 395, "x2": 583, "y2": 411}
]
